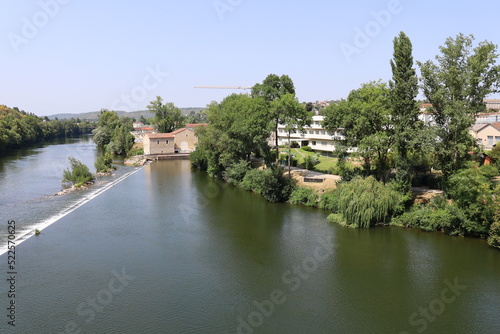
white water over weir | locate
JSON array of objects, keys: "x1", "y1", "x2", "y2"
[{"x1": 0, "y1": 166, "x2": 144, "y2": 257}]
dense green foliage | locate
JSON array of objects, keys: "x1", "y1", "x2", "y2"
[
  {"x1": 239, "y1": 165, "x2": 295, "y2": 203},
  {"x1": 0, "y1": 105, "x2": 93, "y2": 151},
  {"x1": 391, "y1": 195, "x2": 469, "y2": 234},
  {"x1": 223, "y1": 160, "x2": 251, "y2": 186},
  {"x1": 92, "y1": 109, "x2": 134, "y2": 155},
  {"x1": 147, "y1": 96, "x2": 185, "y2": 133},
  {"x1": 393, "y1": 164, "x2": 500, "y2": 239},
  {"x1": 288, "y1": 186, "x2": 318, "y2": 206},
  {"x1": 62, "y1": 157, "x2": 94, "y2": 186},
  {"x1": 94, "y1": 153, "x2": 114, "y2": 173},
  {"x1": 488, "y1": 221, "x2": 500, "y2": 249},
  {"x1": 418, "y1": 33, "x2": 500, "y2": 180},
  {"x1": 191, "y1": 94, "x2": 272, "y2": 178},
  {"x1": 329, "y1": 176, "x2": 403, "y2": 228},
  {"x1": 446, "y1": 165, "x2": 500, "y2": 236},
  {"x1": 251, "y1": 74, "x2": 296, "y2": 153},
  {"x1": 322, "y1": 81, "x2": 393, "y2": 182}
]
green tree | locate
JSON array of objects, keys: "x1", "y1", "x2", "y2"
[
  {"x1": 93, "y1": 109, "x2": 120, "y2": 149},
  {"x1": 106, "y1": 123, "x2": 134, "y2": 155},
  {"x1": 271, "y1": 93, "x2": 312, "y2": 174},
  {"x1": 328, "y1": 176, "x2": 402, "y2": 228},
  {"x1": 147, "y1": 96, "x2": 184, "y2": 133},
  {"x1": 95, "y1": 153, "x2": 114, "y2": 173},
  {"x1": 389, "y1": 32, "x2": 422, "y2": 192},
  {"x1": 193, "y1": 94, "x2": 271, "y2": 178},
  {"x1": 323, "y1": 81, "x2": 393, "y2": 182},
  {"x1": 446, "y1": 165, "x2": 499, "y2": 236},
  {"x1": 251, "y1": 74, "x2": 296, "y2": 153},
  {"x1": 62, "y1": 157, "x2": 94, "y2": 187},
  {"x1": 418, "y1": 33, "x2": 500, "y2": 180}
]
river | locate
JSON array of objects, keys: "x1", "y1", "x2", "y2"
[{"x1": 0, "y1": 137, "x2": 499, "y2": 333}]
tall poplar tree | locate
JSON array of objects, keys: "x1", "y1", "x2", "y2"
[{"x1": 389, "y1": 32, "x2": 421, "y2": 193}]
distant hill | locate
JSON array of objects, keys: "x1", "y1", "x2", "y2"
[{"x1": 48, "y1": 108, "x2": 205, "y2": 121}]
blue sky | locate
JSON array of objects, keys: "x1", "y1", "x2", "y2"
[{"x1": 1, "y1": 0, "x2": 499, "y2": 116}]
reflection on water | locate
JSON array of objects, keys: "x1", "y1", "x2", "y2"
[{"x1": 0, "y1": 154, "x2": 499, "y2": 333}]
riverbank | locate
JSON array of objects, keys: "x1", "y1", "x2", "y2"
[{"x1": 1, "y1": 159, "x2": 499, "y2": 333}]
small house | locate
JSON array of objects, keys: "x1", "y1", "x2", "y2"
[{"x1": 143, "y1": 133, "x2": 175, "y2": 155}]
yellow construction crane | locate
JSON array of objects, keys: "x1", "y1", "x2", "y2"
[{"x1": 194, "y1": 86, "x2": 253, "y2": 90}]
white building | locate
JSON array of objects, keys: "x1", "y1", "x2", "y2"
[{"x1": 277, "y1": 116, "x2": 345, "y2": 156}]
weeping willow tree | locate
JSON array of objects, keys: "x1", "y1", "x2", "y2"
[{"x1": 329, "y1": 176, "x2": 402, "y2": 228}]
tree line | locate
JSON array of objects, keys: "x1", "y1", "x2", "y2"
[{"x1": 0, "y1": 105, "x2": 94, "y2": 152}]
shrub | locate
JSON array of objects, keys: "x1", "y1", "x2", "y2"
[
  {"x1": 128, "y1": 147, "x2": 144, "y2": 157},
  {"x1": 223, "y1": 160, "x2": 251, "y2": 186},
  {"x1": 446, "y1": 166, "x2": 497, "y2": 236},
  {"x1": 488, "y1": 221, "x2": 500, "y2": 249},
  {"x1": 289, "y1": 187, "x2": 318, "y2": 207},
  {"x1": 279, "y1": 153, "x2": 298, "y2": 167},
  {"x1": 290, "y1": 141, "x2": 300, "y2": 148},
  {"x1": 318, "y1": 191, "x2": 337, "y2": 210},
  {"x1": 337, "y1": 159, "x2": 363, "y2": 181},
  {"x1": 190, "y1": 149, "x2": 208, "y2": 171},
  {"x1": 62, "y1": 157, "x2": 94, "y2": 187},
  {"x1": 479, "y1": 164, "x2": 498, "y2": 179},
  {"x1": 240, "y1": 168, "x2": 263, "y2": 191},
  {"x1": 327, "y1": 213, "x2": 347, "y2": 226},
  {"x1": 391, "y1": 201, "x2": 468, "y2": 235},
  {"x1": 95, "y1": 153, "x2": 115, "y2": 173},
  {"x1": 301, "y1": 146, "x2": 313, "y2": 152},
  {"x1": 332, "y1": 176, "x2": 402, "y2": 228},
  {"x1": 240, "y1": 165, "x2": 295, "y2": 202},
  {"x1": 303, "y1": 154, "x2": 319, "y2": 170}
]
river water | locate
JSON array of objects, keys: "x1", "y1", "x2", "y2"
[{"x1": 0, "y1": 137, "x2": 499, "y2": 333}]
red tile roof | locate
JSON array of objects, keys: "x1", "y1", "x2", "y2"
[
  {"x1": 146, "y1": 133, "x2": 174, "y2": 139},
  {"x1": 185, "y1": 123, "x2": 208, "y2": 128},
  {"x1": 170, "y1": 128, "x2": 189, "y2": 135}
]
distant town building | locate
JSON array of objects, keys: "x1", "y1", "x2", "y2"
[
  {"x1": 143, "y1": 124, "x2": 207, "y2": 155},
  {"x1": 476, "y1": 112, "x2": 500, "y2": 124},
  {"x1": 485, "y1": 99, "x2": 500, "y2": 111},
  {"x1": 143, "y1": 133, "x2": 175, "y2": 154},
  {"x1": 470, "y1": 122, "x2": 500, "y2": 150},
  {"x1": 133, "y1": 122, "x2": 144, "y2": 129}
]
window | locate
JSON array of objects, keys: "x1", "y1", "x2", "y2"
[
  {"x1": 315, "y1": 131, "x2": 319, "y2": 134},
  {"x1": 321, "y1": 141, "x2": 327, "y2": 146},
  {"x1": 312, "y1": 141, "x2": 316, "y2": 145},
  {"x1": 321, "y1": 131, "x2": 326, "y2": 135},
  {"x1": 495, "y1": 136, "x2": 500, "y2": 144},
  {"x1": 157, "y1": 141, "x2": 160, "y2": 145},
  {"x1": 488, "y1": 136, "x2": 493, "y2": 146},
  {"x1": 166, "y1": 140, "x2": 169, "y2": 144}
]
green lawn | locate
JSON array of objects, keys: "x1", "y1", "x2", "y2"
[{"x1": 286, "y1": 148, "x2": 338, "y2": 174}]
